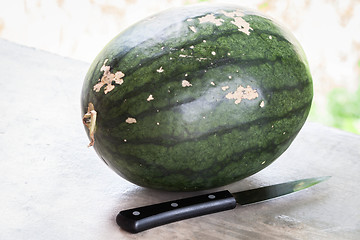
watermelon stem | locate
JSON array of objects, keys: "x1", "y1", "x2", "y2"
[{"x1": 82, "y1": 103, "x2": 97, "y2": 147}]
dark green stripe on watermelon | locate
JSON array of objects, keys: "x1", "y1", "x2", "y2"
[{"x1": 81, "y1": 4, "x2": 313, "y2": 191}]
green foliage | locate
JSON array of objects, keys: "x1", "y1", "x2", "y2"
[
  {"x1": 327, "y1": 86, "x2": 360, "y2": 134},
  {"x1": 309, "y1": 87, "x2": 360, "y2": 135},
  {"x1": 258, "y1": 1, "x2": 269, "y2": 10},
  {"x1": 310, "y1": 60, "x2": 360, "y2": 135},
  {"x1": 324, "y1": 60, "x2": 360, "y2": 134}
]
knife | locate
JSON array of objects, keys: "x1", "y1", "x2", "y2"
[{"x1": 116, "y1": 176, "x2": 330, "y2": 233}]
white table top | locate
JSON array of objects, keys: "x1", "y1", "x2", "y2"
[{"x1": 1, "y1": 38, "x2": 359, "y2": 239}]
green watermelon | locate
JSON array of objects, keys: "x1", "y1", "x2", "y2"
[{"x1": 81, "y1": 4, "x2": 313, "y2": 191}]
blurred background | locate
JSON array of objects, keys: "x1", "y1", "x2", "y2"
[{"x1": 1, "y1": 0, "x2": 359, "y2": 134}]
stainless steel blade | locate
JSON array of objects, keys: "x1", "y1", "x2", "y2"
[{"x1": 233, "y1": 176, "x2": 331, "y2": 205}]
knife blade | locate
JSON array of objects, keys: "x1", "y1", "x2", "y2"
[{"x1": 116, "y1": 176, "x2": 330, "y2": 233}]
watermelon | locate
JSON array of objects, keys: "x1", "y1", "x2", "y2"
[{"x1": 81, "y1": 4, "x2": 313, "y2": 191}]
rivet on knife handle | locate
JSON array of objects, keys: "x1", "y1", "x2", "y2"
[{"x1": 116, "y1": 190, "x2": 237, "y2": 233}]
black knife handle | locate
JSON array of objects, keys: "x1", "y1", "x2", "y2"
[{"x1": 116, "y1": 190, "x2": 237, "y2": 233}]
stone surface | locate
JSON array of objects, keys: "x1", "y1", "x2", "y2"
[{"x1": 0, "y1": 38, "x2": 359, "y2": 239}]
